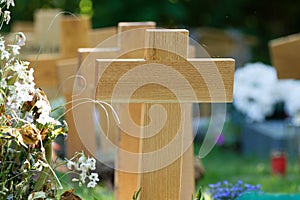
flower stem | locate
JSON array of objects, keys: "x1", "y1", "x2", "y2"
[{"x1": 34, "y1": 142, "x2": 52, "y2": 191}]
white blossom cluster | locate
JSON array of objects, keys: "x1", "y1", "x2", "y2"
[
  {"x1": 0, "y1": 0, "x2": 99, "y2": 198},
  {"x1": 234, "y1": 62, "x2": 300, "y2": 124},
  {"x1": 234, "y1": 62, "x2": 278, "y2": 122},
  {"x1": 0, "y1": 34, "x2": 59, "y2": 126},
  {"x1": 0, "y1": 0, "x2": 14, "y2": 26},
  {"x1": 66, "y1": 154, "x2": 99, "y2": 188},
  {"x1": 277, "y1": 79, "x2": 300, "y2": 125}
]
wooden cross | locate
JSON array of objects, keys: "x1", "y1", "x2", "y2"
[
  {"x1": 93, "y1": 29, "x2": 234, "y2": 199},
  {"x1": 26, "y1": 15, "x2": 116, "y2": 98},
  {"x1": 269, "y1": 33, "x2": 300, "y2": 79}
]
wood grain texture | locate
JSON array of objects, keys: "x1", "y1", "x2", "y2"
[
  {"x1": 60, "y1": 16, "x2": 91, "y2": 58},
  {"x1": 94, "y1": 29, "x2": 234, "y2": 199},
  {"x1": 64, "y1": 96, "x2": 97, "y2": 158},
  {"x1": 96, "y1": 30, "x2": 234, "y2": 103},
  {"x1": 139, "y1": 103, "x2": 183, "y2": 200},
  {"x1": 27, "y1": 54, "x2": 60, "y2": 87},
  {"x1": 180, "y1": 104, "x2": 194, "y2": 199},
  {"x1": 34, "y1": 9, "x2": 62, "y2": 50},
  {"x1": 96, "y1": 58, "x2": 234, "y2": 103},
  {"x1": 115, "y1": 103, "x2": 142, "y2": 199},
  {"x1": 269, "y1": 33, "x2": 300, "y2": 79},
  {"x1": 145, "y1": 29, "x2": 189, "y2": 60},
  {"x1": 88, "y1": 27, "x2": 117, "y2": 47}
]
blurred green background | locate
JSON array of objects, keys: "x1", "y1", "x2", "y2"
[{"x1": 9, "y1": 0, "x2": 300, "y2": 64}]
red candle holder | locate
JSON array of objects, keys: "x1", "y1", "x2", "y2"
[{"x1": 271, "y1": 150, "x2": 287, "y2": 176}]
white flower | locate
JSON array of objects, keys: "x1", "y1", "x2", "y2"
[
  {"x1": 72, "y1": 178, "x2": 79, "y2": 182},
  {"x1": 36, "y1": 113, "x2": 57, "y2": 125},
  {"x1": 3, "y1": 10, "x2": 11, "y2": 24},
  {"x1": 11, "y1": 60, "x2": 26, "y2": 71},
  {"x1": 66, "y1": 160, "x2": 75, "y2": 170},
  {"x1": 87, "y1": 181, "x2": 97, "y2": 188},
  {"x1": 0, "y1": 78, "x2": 7, "y2": 88},
  {"x1": 78, "y1": 155, "x2": 86, "y2": 164},
  {"x1": 89, "y1": 173, "x2": 99, "y2": 183},
  {"x1": 0, "y1": 40, "x2": 5, "y2": 51},
  {"x1": 1, "y1": 50, "x2": 10, "y2": 60},
  {"x1": 79, "y1": 171, "x2": 87, "y2": 183},
  {"x1": 35, "y1": 99, "x2": 51, "y2": 114},
  {"x1": 78, "y1": 162, "x2": 90, "y2": 172},
  {"x1": 6, "y1": 0, "x2": 14, "y2": 9},
  {"x1": 14, "y1": 81, "x2": 35, "y2": 102},
  {"x1": 280, "y1": 80, "x2": 300, "y2": 117},
  {"x1": 16, "y1": 32, "x2": 26, "y2": 46},
  {"x1": 233, "y1": 62, "x2": 278, "y2": 122},
  {"x1": 86, "y1": 157, "x2": 96, "y2": 170},
  {"x1": 8, "y1": 44, "x2": 20, "y2": 55},
  {"x1": 25, "y1": 67, "x2": 34, "y2": 83},
  {"x1": 1, "y1": 0, "x2": 15, "y2": 9}
]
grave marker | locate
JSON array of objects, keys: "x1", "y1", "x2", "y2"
[
  {"x1": 269, "y1": 33, "x2": 300, "y2": 79},
  {"x1": 93, "y1": 29, "x2": 234, "y2": 199}
]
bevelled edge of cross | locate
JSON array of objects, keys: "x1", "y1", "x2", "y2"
[{"x1": 95, "y1": 29, "x2": 235, "y2": 103}]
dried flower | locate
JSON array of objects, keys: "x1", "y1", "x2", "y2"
[
  {"x1": 0, "y1": 1, "x2": 100, "y2": 199},
  {"x1": 19, "y1": 123, "x2": 41, "y2": 145},
  {"x1": 0, "y1": 1, "x2": 70, "y2": 199}
]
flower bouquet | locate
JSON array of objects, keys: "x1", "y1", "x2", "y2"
[
  {"x1": 233, "y1": 62, "x2": 300, "y2": 124},
  {"x1": 0, "y1": 1, "x2": 98, "y2": 199}
]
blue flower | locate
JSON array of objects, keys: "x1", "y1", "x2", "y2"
[{"x1": 207, "y1": 180, "x2": 262, "y2": 200}]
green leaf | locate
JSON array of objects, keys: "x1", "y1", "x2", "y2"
[{"x1": 132, "y1": 188, "x2": 141, "y2": 200}]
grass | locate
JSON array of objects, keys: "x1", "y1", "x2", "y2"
[
  {"x1": 196, "y1": 144, "x2": 300, "y2": 194},
  {"x1": 56, "y1": 142, "x2": 300, "y2": 199},
  {"x1": 56, "y1": 172, "x2": 114, "y2": 199}
]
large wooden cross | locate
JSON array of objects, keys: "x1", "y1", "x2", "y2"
[{"x1": 93, "y1": 29, "x2": 234, "y2": 199}]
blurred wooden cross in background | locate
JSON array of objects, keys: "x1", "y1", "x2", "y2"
[
  {"x1": 93, "y1": 29, "x2": 234, "y2": 199},
  {"x1": 57, "y1": 21, "x2": 156, "y2": 160},
  {"x1": 269, "y1": 33, "x2": 300, "y2": 79}
]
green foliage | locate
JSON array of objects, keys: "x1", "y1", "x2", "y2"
[
  {"x1": 8, "y1": 0, "x2": 300, "y2": 63},
  {"x1": 194, "y1": 187, "x2": 205, "y2": 200},
  {"x1": 132, "y1": 188, "x2": 141, "y2": 200},
  {"x1": 196, "y1": 147, "x2": 300, "y2": 194},
  {"x1": 12, "y1": 0, "x2": 80, "y2": 21}
]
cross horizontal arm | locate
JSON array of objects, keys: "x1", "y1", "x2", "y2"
[{"x1": 95, "y1": 58, "x2": 234, "y2": 103}]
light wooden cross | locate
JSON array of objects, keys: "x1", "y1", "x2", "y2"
[
  {"x1": 93, "y1": 29, "x2": 234, "y2": 199},
  {"x1": 269, "y1": 33, "x2": 300, "y2": 79}
]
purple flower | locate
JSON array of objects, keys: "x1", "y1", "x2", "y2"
[
  {"x1": 207, "y1": 180, "x2": 262, "y2": 200},
  {"x1": 216, "y1": 134, "x2": 225, "y2": 145}
]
